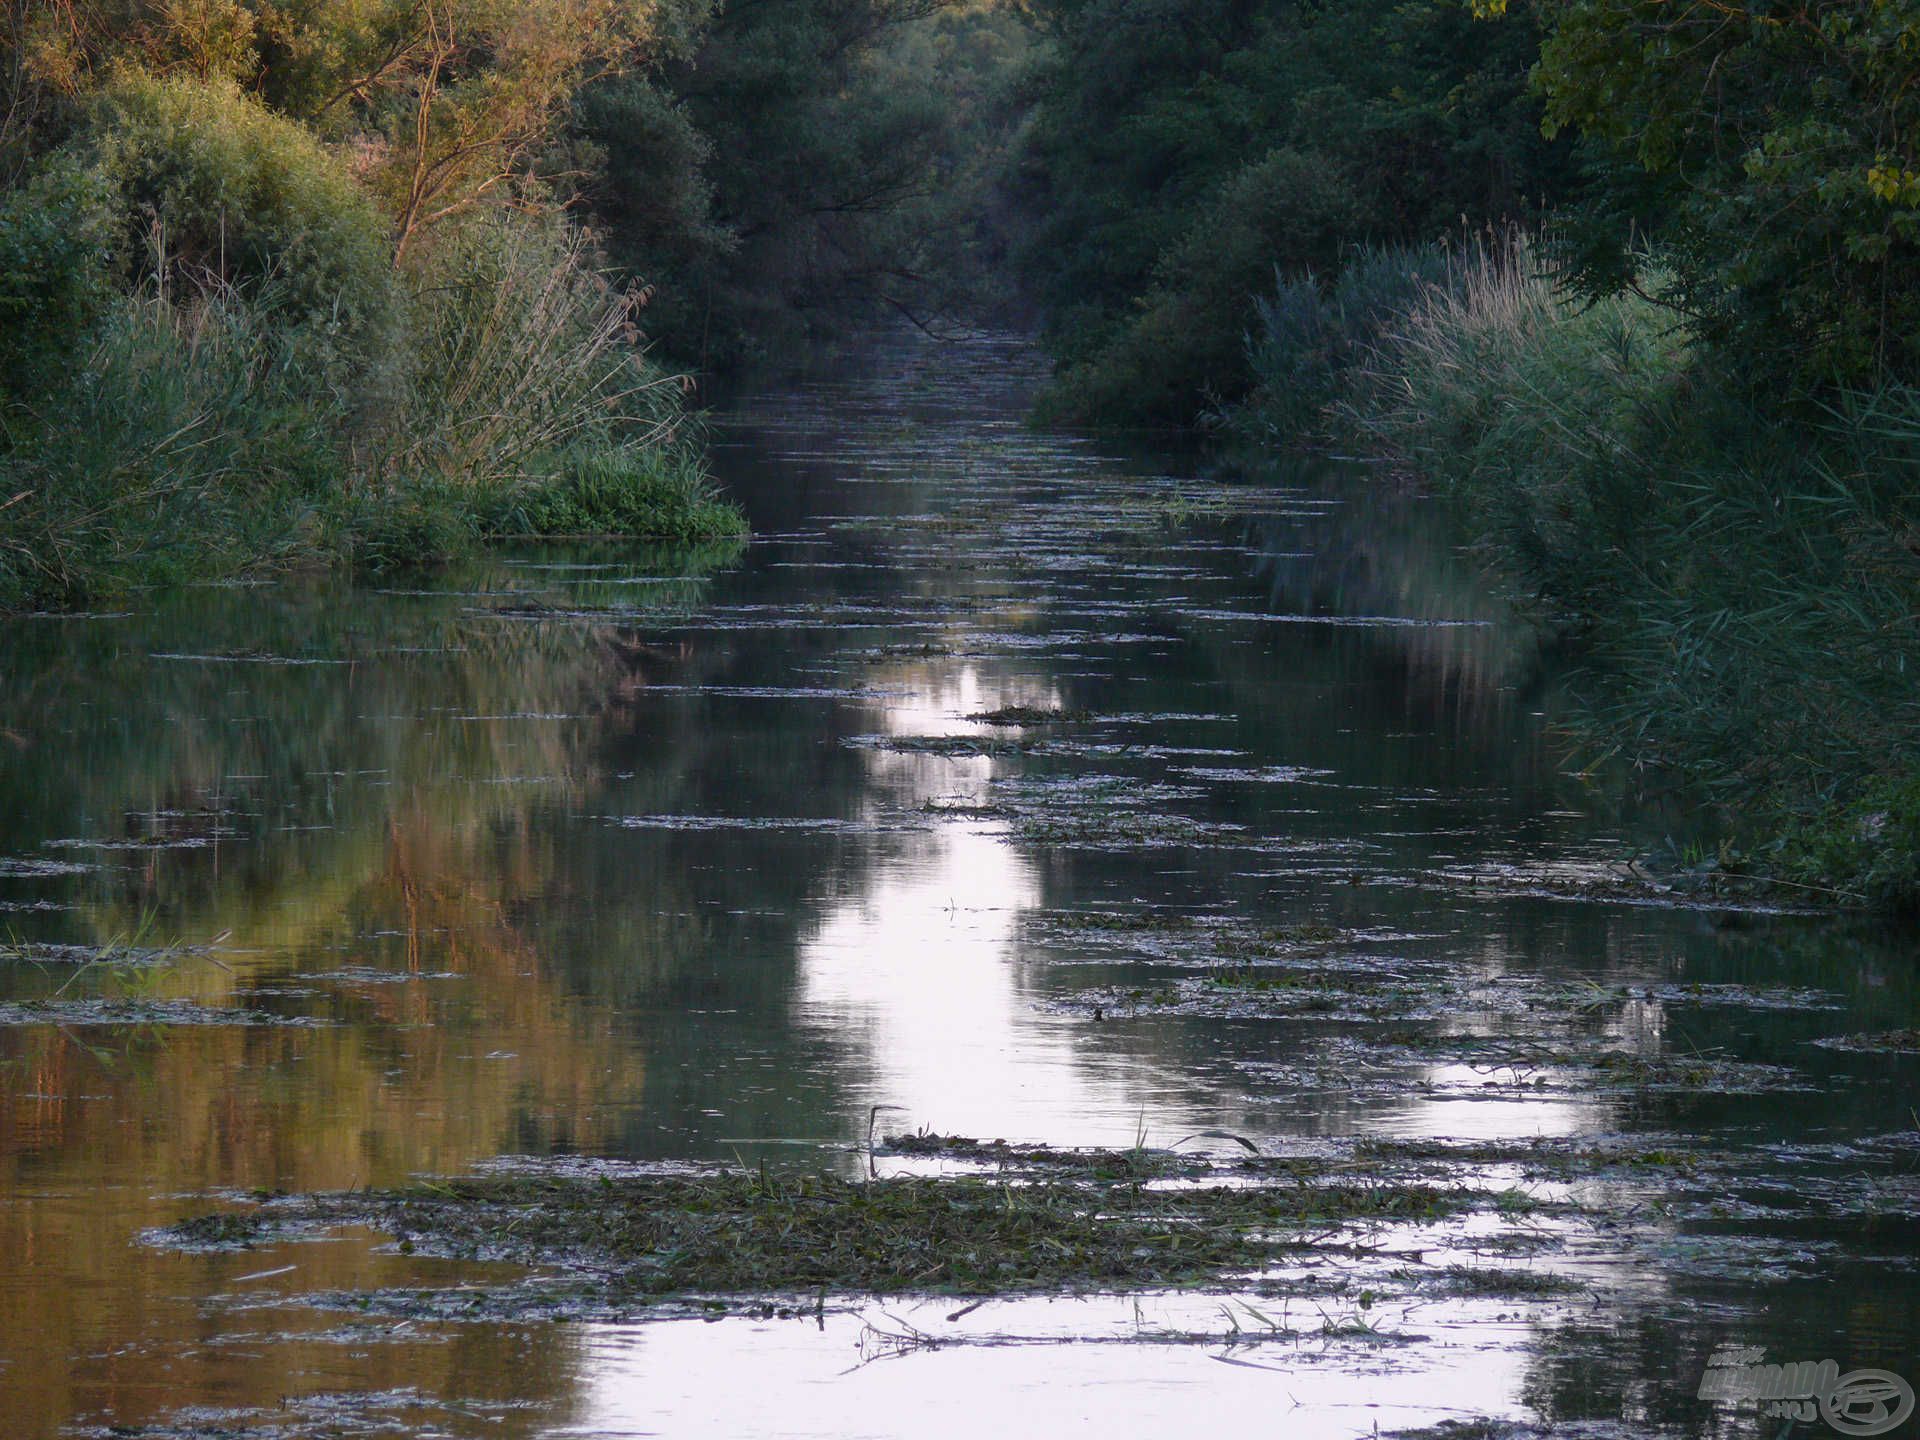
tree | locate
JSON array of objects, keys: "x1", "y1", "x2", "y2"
[
  {"x1": 1487, "y1": 0, "x2": 1920, "y2": 386},
  {"x1": 575, "y1": 0, "x2": 995, "y2": 367},
  {"x1": 1017, "y1": 0, "x2": 1571, "y2": 422}
]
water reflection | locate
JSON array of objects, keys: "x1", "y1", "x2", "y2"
[{"x1": 0, "y1": 336, "x2": 1914, "y2": 1439}]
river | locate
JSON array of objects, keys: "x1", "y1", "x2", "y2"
[{"x1": 0, "y1": 335, "x2": 1914, "y2": 1439}]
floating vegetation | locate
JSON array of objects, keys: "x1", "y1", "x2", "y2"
[
  {"x1": 965, "y1": 705, "x2": 1094, "y2": 726},
  {"x1": 0, "y1": 939, "x2": 187, "y2": 969},
  {"x1": 604, "y1": 813, "x2": 926, "y2": 834},
  {"x1": 151, "y1": 1149, "x2": 1523, "y2": 1305},
  {"x1": 1400, "y1": 1265, "x2": 1587, "y2": 1299},
  {"x1": 877, "y1": 1131, "x2": 1204, "y2": 1179},
  {"x1": 0, "y1": 857, "x2": 96, "y2": 877},
  {"x1": 1810, "y1": 1028, "x2": 1920, "y2": 1054},
  {"x1": 1054, "y1": 909, "x2": 1201, "y2": 933},
  {"x1": 843, "y1": 733, "x2": 1042, "y2": 758},
  {"x1": 1405, "y1": 861, "x2": 1817, "y2": 914},
  {"x1": 1011, "y1": 810, "x2": 1247, "y2": 849},
  {"x1": 0, "y1": 999, "x2": 324, "y2": 1028}
]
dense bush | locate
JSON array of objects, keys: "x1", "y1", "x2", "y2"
[
  {"x1": 1347, "y1": 235, "x2": 1920, "y2": 903},
  {"x1": 0, "y1": 283, "x2": 343, "y2": 610},
  {"x1": 75, "y1": 72, "x2": 393, "y2": 351},
  {"x1": 1036, "y1": 150, "x2": 1365, "y2": 426},
  {"x1": 578, "y1": 0, "x2": 1023, "y2": 368},
  {"x1": 1240, "y1": 243, "x2": 1454, "y2": 440},
  {"x1": 0, "y1": 200, "x2": 732, "y2": 606},
  {"x1": 0, "y1": 160, "x2": 115, "y2": 398}
]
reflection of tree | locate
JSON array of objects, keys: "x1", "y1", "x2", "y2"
[
  {"x1": 0, "y1": 546, "x2": 757, "y2": 1431},
  {"x1": 0, "y1": 803, "x2": 631, "y2": 1432}
]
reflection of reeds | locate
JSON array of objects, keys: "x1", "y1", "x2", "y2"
[
  {"x1": 0, "y1": 547, "x2": 735, "y2": 908},
  {"x1": 0, "y1": 800, "x2": 649, "y2": 1199}
]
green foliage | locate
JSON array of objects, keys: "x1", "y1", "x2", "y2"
[
  {"x1": 0, "y1": 282, "x2": 342, "y2": 610},
  {"x1": 1776, "y1": 772, "x2": 1920, "y2": 913},
  {"x1": 568, "y1": 75, "x2": 732, "y2": 332},
  {"x1": 1019, "y1": 0, "x2": 1574, "y2": 424},
  {"x1": 392, "y1": 210, "x2": 693, "y2": 488},
  {"x1": 320, "y1": 445, "x2": 745, "y2": 575},
  {"x1": 1038, "y1": 150, "x2": 1366, "y2": 426},
  {"x1": 577, "y1": 0, "x2": 1026, "y2": 367},
  {"x1": 0, "y1": 158, "x2": 115, "y2": 396},
  {"x1": 1240, "y1": 243, "x2": 1454, "y2": 440},
  {"x1": 1353, "y1": 235, "x2": 1920, "y2": 900},
  {"x1": 323, "y1": 476, "x2": 479, "y2": 574},
  {"x1": 75, "y1": 70, "x2": 392, "y2": 348},
  {"x1": 0, "y1": 7, "x2": 743, "y2": 611},
  {"x1": 1516, "y1": 0, "x2": 1920, "y2": 387},
  {"x1": 477, "y1": 446, "x2": 747, "y2": 542}
]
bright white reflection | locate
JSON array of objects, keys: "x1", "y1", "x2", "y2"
[
  {"x1": 795, "y1": 665, "x2": 1140, "y2": 1142},
  {"x1": 556, "y1": 1299, "x2": 1537, "y2": 1440},
  {"x1": 1383, "y1": 1084, "x2": 1592, "y2": 1141},
  {"x1": 797, "y1": 813, "x2": 1114, "y2": 1138}
]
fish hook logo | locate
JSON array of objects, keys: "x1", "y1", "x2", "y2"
[{"x1": 1821, "y1": 1370, "x2": 1916, "y2": 1438}]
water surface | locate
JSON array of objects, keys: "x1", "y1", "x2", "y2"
[{"x1": 1, "y1": 336, "x2": 1915, "y2": 1439}]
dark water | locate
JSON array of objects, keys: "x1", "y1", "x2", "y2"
[{"x1": 0, "y1": 336, "x2": 1914, "y2": 1439}]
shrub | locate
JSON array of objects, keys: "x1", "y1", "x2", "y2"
[
  {"x1": 76, "y1": 70, "x2": 393, "y2": 352},
  {"x1": 0, "y1": 160, "x2": 116, "y2": 399},
  {"x1": 1241, "y1": 243, "x2": 1453, "y2": 440},
  {"x1": 1776, "y1": 773, "x2": 1920, "y2": 913},
  {"x1": 1036, "y1": 150, "x2": 1368, "y2": 427}
]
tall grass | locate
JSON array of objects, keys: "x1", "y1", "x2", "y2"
[
  {"x1": 0, "y1": 210, "x2": 742, "y2": 610},
  {"x1": 386, "y1": 215, "x2": 692, "y2": 488},
  {"x1": 1344, "y1": 232, "x2": 1920, "y2": 905},
  {"x1": 0, "y1": 277, "x2": 341, "y2": 609}
]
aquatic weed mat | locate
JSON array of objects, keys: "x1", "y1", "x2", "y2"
[{"x1": 149, "y1": 1146, "x2": 1592, "y2": 1316}]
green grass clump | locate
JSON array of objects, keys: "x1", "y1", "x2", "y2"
[
  {"x1": 0, "y1": 285, "x2": 342, "y2": 610},
  {"x1": 479, "y1": 447, "x2": 747, "y2": 543},
  {"x1": 1773, "y1": 772, "x2": 1920, "y2": 912}
]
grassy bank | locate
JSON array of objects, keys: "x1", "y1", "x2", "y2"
[
  {"x1": 0, "y1": 258, "x2": 746, "y2": 613},
  {"x1": 1238, "y1": 237, "x2": 1920, "y2": 911},
  {"x1": 0, "y1": 76, "x2": 744, "y2": 615}
]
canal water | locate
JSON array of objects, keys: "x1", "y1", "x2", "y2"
[{"x1": 0, "y1": 335, "x2": 1914, "y2": 1439}]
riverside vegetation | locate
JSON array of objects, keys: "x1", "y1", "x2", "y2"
[
  {"x1": 1012, "y1": 0, "x2": 1920, "y2": 915},
  {"x1": 3, "y1": 0, "x2": 1916, "y2": 907},
  {"x1": 0, "y1": 1, "x2": 1034, "y2": 609}
]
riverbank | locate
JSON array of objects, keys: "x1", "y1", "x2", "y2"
[
  {"x1": 0, "y1": 239, "x2": 746, "y2": 612},
  {"x1": 1232, "y1": 237, "x2": 1920, "y2": 915},
  {"x1": 0, "y1": 77, "x2": 744, "y2": 615}
]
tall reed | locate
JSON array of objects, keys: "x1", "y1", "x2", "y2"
[
  {"x1": 0, "y1": 273, "x2": 339, "y2": 608},
  {"x1": 387, "y1": 214, "x2": 692, "y2": 489}
]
